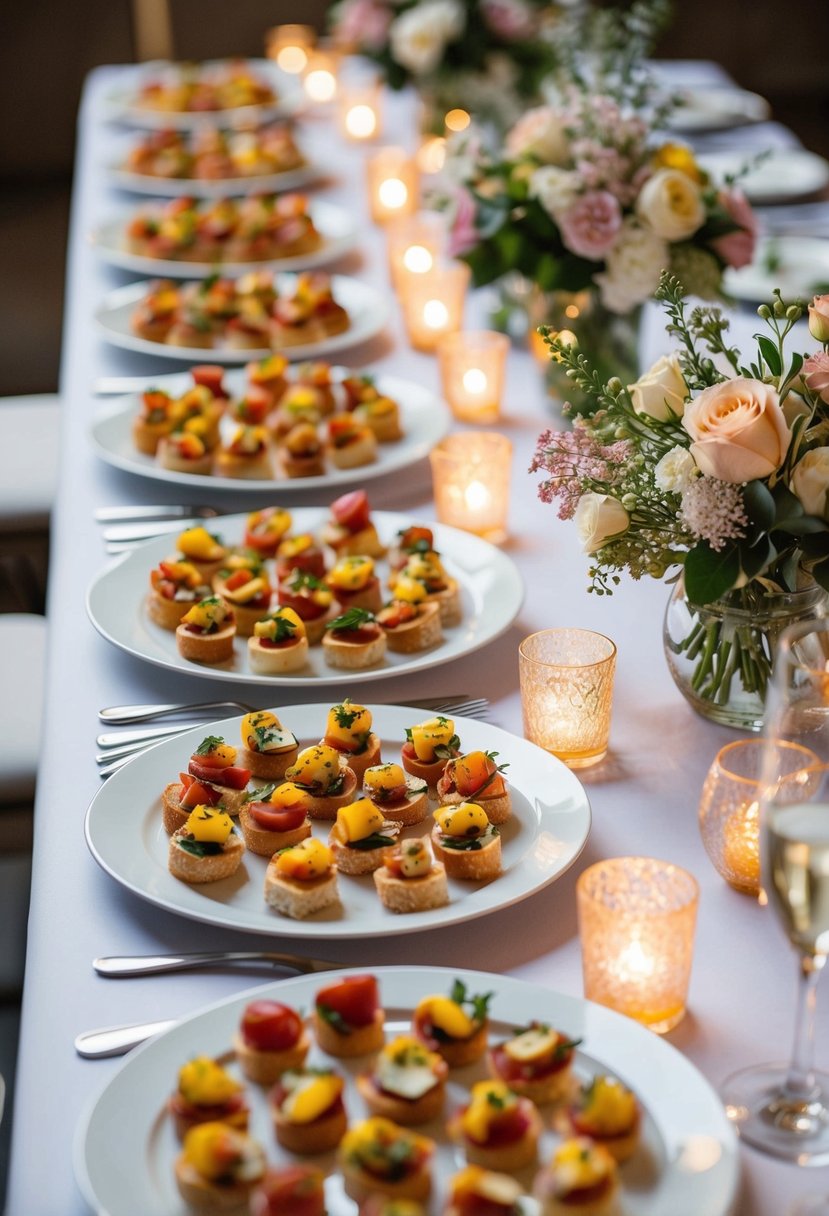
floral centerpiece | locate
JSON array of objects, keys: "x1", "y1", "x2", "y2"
[
  {"x1": 327, "y1": 0, "x2": 563, "y2": 132},
  {"x1": 530, "y1": 276, "x2": 829, "y2": 729}
]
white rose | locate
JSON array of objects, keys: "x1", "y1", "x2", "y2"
[
  {"x1": 506, "y1": 105, "x2": 569, "y2": 165},
  {"x1": 389, "y1": 0, "x2": 465, "y2": 75},
  {"x1": 574, "y1": 492, "x2": 630, "y2": 554},
  {"x1": 636, "y1": 168, "x2": 706, "y2": 241},
  {"x1": 792, "y1": 447, "x2": 829, "y2": 519},
  {"x1": 655, "y1": 446, "x2": 697, "y2": 493},
  {"x1": 594, "y1": 220, "x2": 668, "y2": 314},
  {"x1": 529, "y1": 165, "x2": 580, "y2": 219},
  {"x1": 628, "y1": 354, "x2": 689, "y2": 421}
]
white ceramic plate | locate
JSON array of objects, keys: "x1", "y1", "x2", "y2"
[
  {"x1": 90, "y1": 368, "x2": 449, "y2": 493},
  {"x1": 699, "y1": 148, "x2": 829, "y2": 205},
  {"x1": 665, "y1": 86, "x2": 770, "y2": 133},
  {"x1": 106, "y1": 160, "x2": 322, "y2": 199},
  {"x1": 84, "y1": 706, "x2": 589, "y2": 939},
  {"x1": 94, "y1": 276, "x2": 388, "y2": 363},
  {"x1": 75, "y1": 965, "x2": 739, "y2": 1216},
  {"x1": 102, "y1": 59, "x2": 303, "y2": 129},
  {"x1": 91, "y1": 201, "x2": 357, "y2": 278},
  {"x1": 85, "y1": 509, "x2": 524, "y2": 687},
  {"x1": 724, "y1": 235, "x2": 829, "y2": 303}
]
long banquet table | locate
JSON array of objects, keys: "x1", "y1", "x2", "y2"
[{"x1": 6, "y1": 60, "x2": 829, "y2": 1216}]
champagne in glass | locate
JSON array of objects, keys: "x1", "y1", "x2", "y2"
[{"x1": 721, "y1": 618, "x2": 829, "y2": 1162}]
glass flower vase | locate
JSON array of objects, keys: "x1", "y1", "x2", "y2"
[
  {"x1": 663, "y1": 575, "x2": 828, "y2": 731},
  {"x1": 528, "y1": 288, "x2": 643, "y2": 417}
]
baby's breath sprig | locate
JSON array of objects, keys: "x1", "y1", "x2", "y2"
[{"x1": 654, "y1": 272, "x2": 723, "y2": 390}]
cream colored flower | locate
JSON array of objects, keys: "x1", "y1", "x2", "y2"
[
  {"x1": 628, "y1": 354, "x2": 688, "y2": 421},
  {"x1": 574, "y1": 492, "x2": 630, "y2": 553},
  {"x1": 682, "y1": 377, "x2": 791, "y2": 483},
  {"x1": 636, "y1": 168, "x2": 706, "y2": 242},
  {"x1": 792, "y1": 448, "x2": 829, "y2": 518},
  {"x1": 529, "y1": 165, "x2": 580, "y2": 219},
  {"x1": 505, "y1": 106, "x2": 569, "y2": 166},
  {"x1": 389, "y1": 0, "x2": 464, "y2": 75},
  {"x1": 655, "y1": 445, "x2": 697, "y2": 493},
  {"x1": 594, "y1": 219, "x2": 668, "y2": 315}
]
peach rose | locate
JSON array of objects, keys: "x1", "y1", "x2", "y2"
[
  {"x1": 809, "y1": 295, "x2": 829, "y2": 344},
  {"x1": 682, "y1": 377, "x2": 790, "y2": 483}
]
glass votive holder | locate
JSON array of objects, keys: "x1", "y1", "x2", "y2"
[
  {"x1": 417, "y1": 134, "x2": 447, "y2": 176},
  {"x1": 366, "y1": 147, "x2": 419, "y2": 225},
  {"x1": 400, "y1": 260, "x2": 470, "y2": 352},
  {"x1": 302, "y1": 49, "x2": 339, "y2": 103},
  {"x1": 577, "y1": 857, "x2": 700, "y2": 1033},
  {"x1": 518, "y1": 628, "x2": 616, "y2": 768},
  {"x1": 698, "y1": 737, "x2": 821, "y2": 896},
  {"x1": 387, "y1": 212, "x2": 446, "y2": 292},
  {"x1": 339, "y1": 82, "x2": 382, "y2": 142},
  {"x1": 265, "y1": 24, "x2": 316, "y2": 74},
  {"x1": 429, "y1": 432, "x2": 511, "y2": 543},
  {"x1": 438, "y1": 331, "x2": 509, "y2": 424}
]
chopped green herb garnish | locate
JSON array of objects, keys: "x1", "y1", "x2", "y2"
[{"x1": 195, "y1": 735, "x2": 224, "y2": 756}]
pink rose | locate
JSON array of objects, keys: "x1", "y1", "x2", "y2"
[
  {"x1": 804, "y1": 351, "x2": 829, "y2": 404},
  {"x1": 710, "y1": 188, "x2": 758, "y2": 270},
  {"x1": 683, "y1": 377, "x2": 790, "y2": 483},
  {"x1": 808, "y1": 295, "x2": 829, "y2": 344},
  {"x1": 447, "y1": 186, "x2": 478, "y2": 258},
  {"x1": 558, "y1": 191, "x2": 622, "y2": 260},
  {"x1": 480, "y1": 0, "x2": 535, "y2": 40},
  {"x1": 332, "y1": 0, "x2": 391, "y2": 50}
]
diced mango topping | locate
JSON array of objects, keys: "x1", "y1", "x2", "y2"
[
  {"x1": 388, "y1": 575, "x2": 427, "y2": 605},
  {"x1": 178, "y1": 526, "x2": 225, "y2": 561},
  {"x1": 339, "y1": 1117, "x2": 432, "y2": 1175},
  {"x1": 224, "y1": 575, "x2": 268, "y2": 605},
  {"x1": 415, "y1": 994, "x2": 475, "y2": 1040},
  {"x1": 327, "y1": 556, "x2": 374, "y2": 592},
  {"x1": 178, "y1": 1057, "x2": 242, "y2": 1106},
  {"x1": 461, "y1": 1081, "x2": 517, "y2": 1143},
  {"x1": 364, "y1": 763, "x2": 406, "y2": 794},
  {"x1": 253, "y1": 607, "x2": 306, "y2": 642},
  {"x1": 180, "y1": 596, "x2": 231, "y2": 632},
  {"x1": 550, "y1": 1138, "x2": 616, "y2": 1192},
  {"x1": 333, "y1": 798, "x2": 385, "y2": 843},
  {"x1": 286, "y1": 745, "x2": 342, "y2": 787},
  {"x1": 157, "y1": 560, "x2": 202, "y2": 588},
  {"x1": 280, "y1": 1071, "x2": 344, "y2": 1123},
  {"x1": 183, "y1": 806, "x2": 235, "y2": 845},
  {"x1": 450, "y1": 1165, "x2": 523, "y2": 1205},
  {"x1": 434, "y1": 802, "x2": 488, "y2": 838},
  {"x1": 275, "y1": 837, "x2": 334, "y2": 880},
  {"x1": 403, "y1": 553, "x2": 446, "y2": 582},
  {"x1": 325, "y1": 700, "x2": 372, "y2": 747},
  {"x1": 241, "y1": 710, "x2": 280, "y2": 743},
  {"x1": 268, "y1": 782, "x2": 312, "y2": 810},
  {"x1": 410, "y1": 716, "x2": 455, "y2": 762},
  {"x1": 278, "y1": 533, "x2": 314, "y2": 559},
  {"x1": 198, "y1": 740, "x2": 237, "y2": 766},
  {"x1": 579, "y1": 1076, "x2": 637, "y2": 1135},
  {"x1": 247, "y1": 507, "x2": 291, "y2": 538}
]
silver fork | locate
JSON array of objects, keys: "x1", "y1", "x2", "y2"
[{"x1": 96, "y1": 504, "x2": 221, "y2": 524}]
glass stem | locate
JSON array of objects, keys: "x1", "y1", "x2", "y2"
[{"x1": 784, "y1": 953, "x2": 826, "y2": 1099}]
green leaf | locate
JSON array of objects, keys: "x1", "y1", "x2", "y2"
[
  {"x1": 176, "y1": 837, "x2": 223, "y2": 858},
  {"x1": 742, "y1": 480, "x2": 776, "y2": 532},
  {"x1": 195, "y1": 735, "x2": 225, "y2": 756},
  {"x1": 326, "y1": 606, "x2": 376, "y2": 632},
  {"x1": 739, "y1": 535, "x2": 775, "y2": 581},
  {"x1": 683, "y1": 542, "x2": 741, "y2": 604},
  {"x1": 756, "y1": 334, "x2": 782, "y2": 378},
  {"x1": 346, "y1": 832, "x2": 397, "y2": 851}
]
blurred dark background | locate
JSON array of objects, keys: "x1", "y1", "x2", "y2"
[{"x1": 0, "y1": 0, "x2": 827, "y2": 398}]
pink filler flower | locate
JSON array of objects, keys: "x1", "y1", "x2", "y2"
[
  {"x1": 333, "y1": 0, "x2": 391, "y2": 51},
  {"x1": 447, "y1": 187, "x2": 478, "y2": 258},
  {"x1": 558, "y1": 191, "x2": 622, "y2": 260},
  {"x1": 804, "y1": 351, "x2": 829, "y2": 405},
  {"x1": 710, "y1": 188, "x2": 757, "y2": 270}
]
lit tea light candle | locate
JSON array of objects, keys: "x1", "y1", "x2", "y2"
[
  {"x1": 429, "y1": 432, "x2": 511, "y2": 543},
  {"x1": 417, "y1": 135, "x2": 447, "y2": 175},
  {"x1": 303, "y1": 50, "x2": 339, "y2": 103},
  {"x1": 438, "y1": 330, "x2": 509, "y2": 424},
  {"x1": 721, "y1": 801, "x2": 760, "y2": 894},
  {"x1": 577, "y1": 857, "x2": 699, "y2": 1033},
  {"x1": 266, "y1": 24, "x2": 316, "y2": 74},
  {"x1": 387, "y1": 212, "x2": 446, "y2": 292},
  {"x1": 340, "y1": 84, "x2": 381, "y2": 141},
  {"x1": 366, "y1": 147, "x2": 418, "y2": 224},
  {"x1": 518, "y1": 628, "x2": 616, "y2": 769},
  {"x1": 399, "y1": 260, "x2": 469, "y2": 352}
]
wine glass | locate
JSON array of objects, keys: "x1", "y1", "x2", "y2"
[{"x1": 721, "y1": 618, "x2": 829, "y2": 1162}]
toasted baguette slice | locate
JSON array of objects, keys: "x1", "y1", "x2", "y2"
[
  {"x1": 431, "y1": 828, "x2": 501, "y2": 881},
  {"x1": 553, "y1": 1107, "x2": 640, "y2": 1164},
  {"x1": 161, "y1": 781, "x2": 190, "y2": 835},
  {"x1": 328, "y1": 582, "x2": 383, "y2": 615},
  {"x1": 341, "y1": 1157, "x2": 432, "y2": 1205},
  {"x1": 214, "y1": 449, "x2": 274, "y2": 480},
  {"x1": 367, "y1": 778, "x2": 430, "y2": 827},
  {"x1": 401, "y1": 750, "x2": 455, "y2": 791},
  {"x1": 322, "y1": 629, "x2": 387, "y2": 670},
  {"x1": 176, "y1": 620, "x2": 236, "y2": 664},
  {"x1": 328, "y1": 431, "x2": 378, "y2": 469},
  {"x1": 232, "y1": 1026, "x2": 311, "y2": 1086},
  {"x1": 156, "y1": 439, "x2": 213, "y2": 476},
  {"x1": 272, "y1": 1100, "x2": 347, "y2": 1154},
  {"x1": 295, "y1": 606, "x2": 337, "y2": 646},
  {"x1": 132, "y1": 417, "x2": 170, "y2": 456},
  {"x1": 168, "y1": 829, "x2": 245, "y2": 884},
  {"x1": 427, "y1": 579, "x2": 462, "y2": 627},
  {"x1": 279, "y1": 449, "x2": 326, "y2": 479},
  {"x1": 374, "y1": 863, "x2": 449, "y2": 913},
  {"x1": 238, "y1": 742, "x2": 298, "y2": 781},
  {"x1": 435, "y1": 785, "x2": 512, "y2": 826},
  {"x1": 382, "y1": 602, "x2": 443, "y2": 654},
  {"x1": 320, "y1": 522, "x2": 386, "y2": 559},
  {"x1": 174, "y1": 1157, "x2": 257, "y2": 1212},
  {"x1": 313, "y1": 1007, "x2": 385, "y2": 1058},
  {"x1": 199, "y1": 780, "x2": 248, "y2": 817},
  {"x1": 238, "y1": 804, "x2": 311, "y2": 857},
  {"x1": 299, "y1": 767, "x2": 359, "y2": 821},
  {"x1": 147, "y1": 589, "x2": 202, "y2": 632},
  {"x1": 248, "y1": 636, "x2": 309, "y2": 673},
  {"x1": 214, "y1": 596, "x2": 272, "y2": 639},
  {"x1": 264, "y1": 864, "x2": 340, "y2": 919},
  {"x1": 329, "y1": 828, "x2": 398, "y2": 875},
  {"x1": 322, "y1": 732, "x2": 381, "y2": 783},
  {"x1": 491, "y1": 1054, "x2": 575, "y2": 1107},
  {"x1": 356, "y1": 1069, "x2": 447, "y2": 1125},
  {"x1": 449, "y1": 1098, "x2": 541, "y2": 1172},
  {"x1": 534, "y1": 1163, "x2": 618, "y2": 1216}
]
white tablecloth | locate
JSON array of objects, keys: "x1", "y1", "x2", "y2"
[{"x1": 6, "y1": 64, "x2": 829, "y2": 1216}]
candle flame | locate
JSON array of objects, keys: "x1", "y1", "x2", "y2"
[
  {"x1": 464, "y1": 479, "x2": 490, "y2": 512},
  {"x1": 423, "y1": 299, "x2": 449, "y2": 330},
  {"x1": 277, "y1": 46, "x2": 307, "y2": 73},
  {"x1": 403, "y1": 244, "x2": 433, "y2": 273},
  {"x1": 378, "y1": 177, "x2": 408, "y2": 210},
  {"x1": 304, "y1": 69, "x2": 336, "y2": 102},
  {"x1": 618, "y1": 939, "x2": 655, "y2": 979},
  {"x1": 346, "y1": 104, "x2": 377, "y2": 138},
  {"x1": 462, "y1": 368, "x2": 487, "y2": 395}
]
